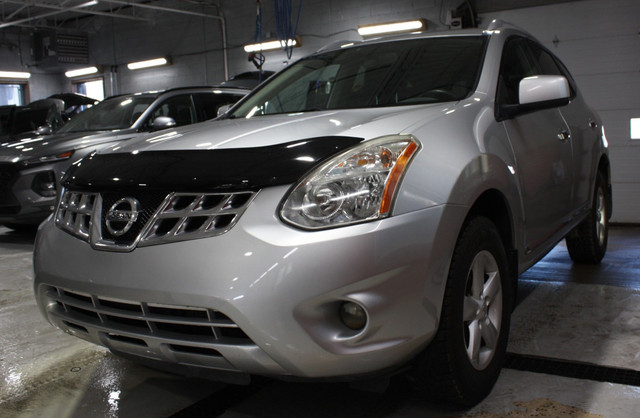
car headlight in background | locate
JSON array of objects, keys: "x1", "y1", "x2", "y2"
[
  {"x1": 280, "y1": 135, "x2": 420, "y2": 229},
  {"x1": 23, "y1": 151, "x2": 75, "y2": 167},
  {"x1": 31, "y1": 171, "x2": 58, "y2": 197},
  {"x1": 22, "y1": 151, "x2": 75, "y2": 197}
]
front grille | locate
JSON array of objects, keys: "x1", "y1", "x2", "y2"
[
  {"x1": 0, "y1": 164, "x2": 18, "y2": 193},
  {"x1": 139, "y1": 192, "x2": 255, "y2": 246},
  {"x1": 45, "y1": 286, "x2": 253, "y2": 346},
  {"x1": 100, "y1": 191, "x2": 168, "y2": 246},
  {"x1": 0, "y1": 164, "x2": 20, "y2": 214},
  {"x1": 54, "y1": 189, "x2": 256, "y2": 250},
  {"x1": 56, "y1": 191, "x2": 97, "y2": 239}
]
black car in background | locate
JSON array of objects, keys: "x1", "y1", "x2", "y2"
[
  {"x1": 0, "y1": 94, "x2": 99, "y2": 141},
  {"x1": 0, "y1": 86, "x2": 249, "y2": 229}
]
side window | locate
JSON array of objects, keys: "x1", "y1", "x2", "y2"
[
  {"x1": 147, "y1": 94, "x2": 196, "y2": 128},
  {"x1": 527, "y1": 40, "x2": 577, "y2": 98},
  {"x1": 192, "y1": 93, "x2": 243, "y2": 121},
  {"x1": 497, "y1": 37, "x2": 538, "y2": 105}
]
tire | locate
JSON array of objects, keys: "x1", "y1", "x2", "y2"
[
  {"x1": 409, "y1": 216, "x2": 512, "y2": 407},
  {"x1": 3, "y1": 223, "x2": 38, "y2": 233},
  {"x1": 566, "y1": 173, "x2": 608, "y2": 264}
]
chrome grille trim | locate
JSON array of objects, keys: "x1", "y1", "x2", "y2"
[
  {"x1": 138, "y1": 191, "x2": 255, "y2": 247},
  {"x1": 54, "y1": 189, "x2": 256, "y2": 250},
  {"x1": 44, "y1": 286, "x2": 253, "y2": 346},
  {"x1": 55, "y1": 189, "x2": 98, "y2": 240}
]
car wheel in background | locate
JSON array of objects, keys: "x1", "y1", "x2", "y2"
[
  {"x1": 566, "y1": 172, "x2": 609, "y2": 264},
  {"x1": 3, "y1": 223, "x2": 38, "y2": 233}
]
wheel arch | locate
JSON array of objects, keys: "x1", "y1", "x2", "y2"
[
  {"x1": 461, "y1": 189, "x2": 519, "y2": 309},
  {"x1": 597, "y1": 155, "x2": 612, "y2": 221}
]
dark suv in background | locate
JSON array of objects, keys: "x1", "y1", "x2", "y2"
[{"x1": 0, "y1": 86, "x2": 249, "y2": 229}]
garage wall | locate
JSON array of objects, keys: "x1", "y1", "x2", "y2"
[
  {"x1": 479, "y1": 0, "x2": 640, "y2": 222},
  {"x1": 84, "y1": 0, "x2": 453, "y2": 95},
  {"x1": 221, "y1": 0, "x2": 448, "y2": 76},
  {"x1": 84, "y1": 12, "x2": 229, "y2": 96},
  {"x1": 0, "y1": 30, "x2": 69, "y2": 102}
]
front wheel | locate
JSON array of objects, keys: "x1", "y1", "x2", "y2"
[
  {"x1": 566, "y1": 173, "x2": 609, "y2": 264},
  {"x1": 409, "y1": 216, "x2": 512, "y2": 406}
]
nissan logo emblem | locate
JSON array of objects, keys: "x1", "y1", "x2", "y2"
[{"x1": 105, "y1": 197, "x2": 140, "y2": 236}]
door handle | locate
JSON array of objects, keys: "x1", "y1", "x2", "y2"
[{"x1": 557, "y1": 129, "x2": 571, "y2": 141}]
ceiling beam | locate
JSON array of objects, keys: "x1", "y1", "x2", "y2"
[
  {"x1": 0, "y1": 0, "x2": 150, "y2": 28},
  {"x1": 99, "y1": 0, "x2": 224, "y2": 21},
  {"x1": 99, "y1": 0, "x2": 229, "y2": 79}
]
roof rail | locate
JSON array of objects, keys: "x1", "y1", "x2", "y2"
[
  {"x1": 315, "y1": 40, "x2": 362, "y2": 53},
  {"x1": 486, "y1": 19, "x2": 505, "y2": 31}
]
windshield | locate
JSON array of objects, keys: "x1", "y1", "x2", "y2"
[
  {"x1": 56, "y1": 95, "x2": 155, "y2": 133},
  {"x1": 231, "y1": 36, "x2": 487, "y2": 118},
  {"x1": 11, "y1": 107, "x2": 51, "y2": 134}
]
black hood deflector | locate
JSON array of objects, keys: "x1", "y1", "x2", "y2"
[{"x1": 63, "y1": 136, "x2": 363, "y2": 192}]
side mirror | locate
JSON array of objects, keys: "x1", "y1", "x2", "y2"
[
  {"x1": 498, "y1": 75, "x2": 571, "y2": 120},
  {"x1": 150, "y1": 116, "x2": 177, "y2": 132},
  {"x1": 519, "y1": 75, "x2": 570, "y2": 105},
  {"x1": 217, "y1": 104, "x2": 231, "y2": 117},
  {"x1": 36, "y1": 125, "x2": 52, "y2": 135}
]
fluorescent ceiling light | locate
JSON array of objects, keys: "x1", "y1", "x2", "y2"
[
  {"x1": 65, "y1": 66, "x2": 99, "y2": 78},
  {"x1": 243, "y1": 38, "x2": 299, "y2": 53},
  {"x1": 357, "y1": 20, "x2": 426, "y2": 36},
  {"x1": 631, "y1": 118, "x2": 640, "y2": 140},
  {"x1": 127, "y1": 57, "x2": 169, "y2": 70},
  {"x1": 0, "y1": 71, "x2": 31, "y2": 79}
]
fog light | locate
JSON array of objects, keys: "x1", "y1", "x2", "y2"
[
  {"x1": 339, "y1": 301, "x2": 367, "y2": 331},
  {"x1": 31, "y1": 171, "x2": 57, "y2": 197}
]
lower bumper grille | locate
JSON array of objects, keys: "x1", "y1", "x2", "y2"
[{"x1": 44, "y1": 286, "x2": 253, "y2": 347}]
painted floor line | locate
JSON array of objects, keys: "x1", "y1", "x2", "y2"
[{"x1": 504, "y1": 352, "x2": 640, "y2": 387}]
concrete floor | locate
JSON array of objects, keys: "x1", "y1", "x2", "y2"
[{"x1": 1, "y1": 225, "x2": 639, "y2": 417}]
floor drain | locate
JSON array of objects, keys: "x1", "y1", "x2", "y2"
[{"x1": 504, "y1": 352, "x2": 640, "y2": 387}]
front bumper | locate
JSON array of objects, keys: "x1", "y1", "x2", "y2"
[
  {"x1": 0, "y1": 163, "x2": 59, "y2": 225},
  {"x1": 34, "y1": 185, "x2": 464, "y2": 380}
]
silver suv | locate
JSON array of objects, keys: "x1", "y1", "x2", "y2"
[
  {"x1": 34, "y1": 21, "x2": 610, "y2": 406},
  {"x1": 0, "y1": 86, "x2": 248, "y2": 228}
]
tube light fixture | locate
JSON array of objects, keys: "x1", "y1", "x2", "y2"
[
  {"x1": 0, "y1": 71, "x2": 31, "y2": 79},
  {"x1": 65, "y1": 66, "x2": 99, "y2": 78},
  {"x1": 357, "y1": 19, "x2": 426, "y2": 36},
  {"x1": 127, "y1": 57, "x2": 169, "y2": 70},
  {"x1": 243, "y1": 38, "x2": 299, "y2": 53},
  {"x1": 631, "y1": 118, "x2": 640, "y2": 140}
]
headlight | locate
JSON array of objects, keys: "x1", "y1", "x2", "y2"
[
  {"x1": 23, "y1": 151, "x2": 75, "y2": 167},
  {"x1": 31, "y1": 171, "x2": 57, "y2": 197},
  {"x1": 280, "y1": 135, "x2": 420, "y2": 229}
]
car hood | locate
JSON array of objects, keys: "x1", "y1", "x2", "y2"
[
  {"x1": 64, "y1": 104, "x2": 457, "y2": 192},
  {"x1": 0, "y1": 128, "x2": 139, "y2": 163},
  {"x1": 107, "y1": 104, "x2": 454, "y2": 154}
]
